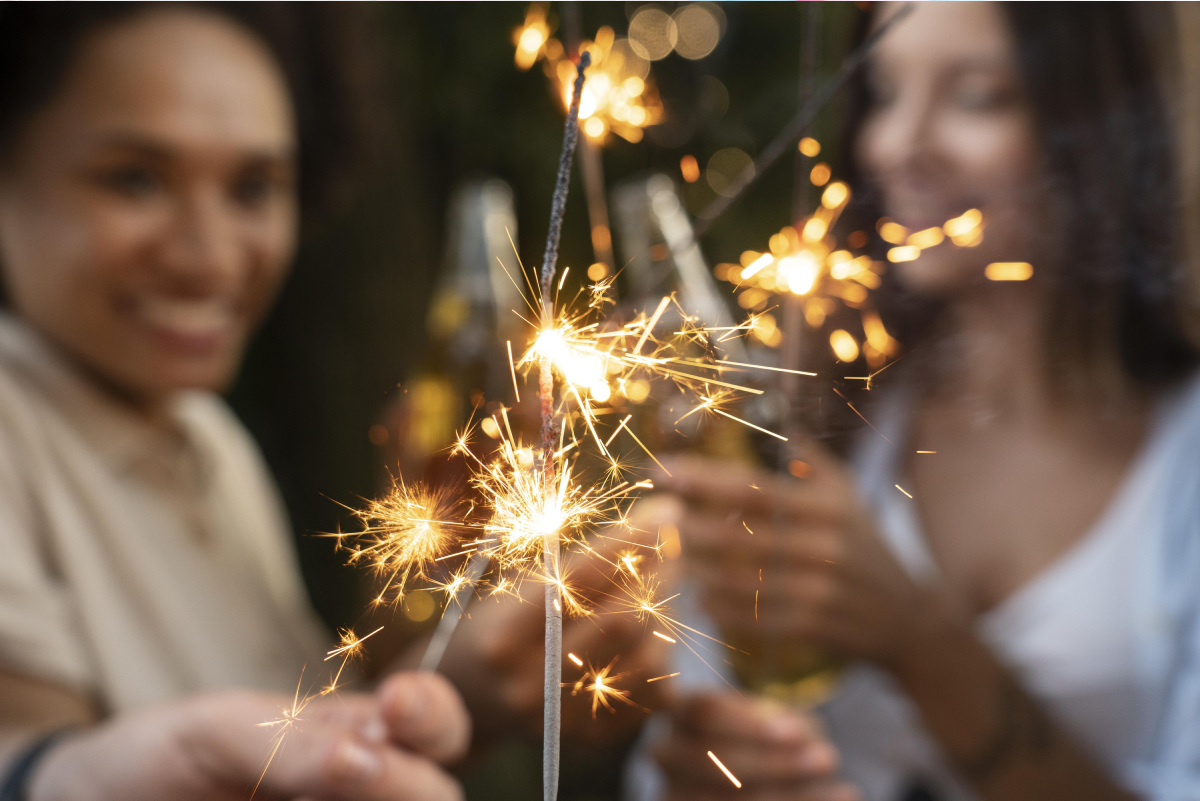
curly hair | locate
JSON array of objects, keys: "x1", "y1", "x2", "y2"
[{"x1": 838, "y1": 2, "x2": 1199, "y2": 393}]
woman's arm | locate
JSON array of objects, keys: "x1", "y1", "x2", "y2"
[
  {"x1": 0, "y1": 669, "x2": 469, "y2": 801},
  {"x1": 665, "y1": 452, "x2": 1139, "y2": 801},
  {"x1": 888, "y1": 593, "x2": 1138, "y2": 801}
]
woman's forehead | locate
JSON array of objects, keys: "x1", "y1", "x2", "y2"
[
  {"x1": 38, "y1": 10, "x2": 295, "y2": 157},
  {"x1": 870, "y1": 2, "x2": 1016, "y2": 73}
]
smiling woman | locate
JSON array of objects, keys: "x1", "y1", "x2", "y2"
[
  {"x1": 0, "y1": 10, "x2": 298, "y2": 402},
  {"x1": 0, "y1": 5, "x2": 470, "y2": 801},
  {"x1": 649, "y1": 4, "x2": 1200, "y2": 801}
]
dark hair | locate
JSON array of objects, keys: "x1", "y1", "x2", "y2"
[
  {"x1": 0, "y1": 1, "x2": 372, "y2": 219},
  {"x1": 840, "y1": 2, "x2": 1199, "y2": 393}
]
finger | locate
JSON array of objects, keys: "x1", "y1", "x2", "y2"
[
  {"x1": 681, "y1": 517, "x2": 844, "y2": 568},
  {"x1": 664, "y1": 780, "x2": 859, "y2": 801},
  {"x1": 661, "y1": 456, "x2": 847, "y2": 523},
  {"x1": 655, "y1": 736, "x2": 838, "y2": 787},
  {"x1": 268, "y1": 728, "x2": 463, "y2": 801},
  {"x1": 377, "y1": 672, "x2": 471, "y2": 764},
  {"x1": 669, "y1": 691, "x2": 826, "y2": 747}
]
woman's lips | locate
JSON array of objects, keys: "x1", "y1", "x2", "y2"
[{"x1": 131, "y1": 296, "x2": 238, "y2": 354}]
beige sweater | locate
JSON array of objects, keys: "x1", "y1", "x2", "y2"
[{"x1": 0, "y1": 313, "x2": 329, "y2": 713}]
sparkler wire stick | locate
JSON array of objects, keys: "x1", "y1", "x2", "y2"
[
  {"x1": 689, "y1": 2, "x2": 913, "y2": 242},
  {"x1": 417, "y1": 548, "x2": 494, "y2": 672},
  {"x1": 538, "y1": 50, "x2": 590, "y2": 801}
]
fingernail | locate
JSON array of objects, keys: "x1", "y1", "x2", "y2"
[
  {"x1": 388, "y1": 679, "x2": 428, "y2": 722},
  {"x1": 332, "y1": 741, "x2": 383, "y2": 785},
  {"x1": 798, "y1": 744, "x2": 836, "y2": 774},
  {"x1": 764, "y1": 714, "x2": 804, "y2": 742},
  {"x1": 361, "y1": 715, "x2": 387, "y2": 744}
]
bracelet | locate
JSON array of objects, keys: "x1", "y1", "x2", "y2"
[{"x1": 0, "y1": 729, "x2": 74, "y2": 801}]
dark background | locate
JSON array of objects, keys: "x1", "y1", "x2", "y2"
[{"x1": 227, "y1": 4, "x2": 855, "y2": 798}]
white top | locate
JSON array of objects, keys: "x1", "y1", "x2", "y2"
[
  {"x1": 624, "y1": 372, "x2": 1200, "y2": 801},
  {"x1": 0, "y1": 313, "x2": 329, "y2": 712},
  {"x1": 824, "y1": 371, "x2": 1200, "y2": 801}
]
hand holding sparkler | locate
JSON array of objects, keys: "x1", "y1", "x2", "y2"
[
  {"x1": 652, "y1": 689, "x2": 856, "y2": 801},
  {"x1": 29, "y1": 673, "x2": 469, "y2": 801},
  {"x1": 660, "y1": 448, "x2": 942, "y2": 682},
  {"x1": 426, "y1": 522, "x2": 676, "y2": 748}
]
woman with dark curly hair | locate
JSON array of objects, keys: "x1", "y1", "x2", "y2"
[
  {"x1": 648, "y1": 4, "x2": 1200, "y2": 801},
  {"x1": 0, "y1": 5, "x2": 468, "y2": 799}
]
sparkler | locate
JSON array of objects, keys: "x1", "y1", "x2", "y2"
[
  {"x1": 511, "y1": 281, "x2": 774, "y2": 462},
  {"x1": 535, "y1": 50, "x2": 590, "y2": 801},
  {"x1": 514, "y1": 13, "x2": 663, "y2": 146},
  {"x1": 331, "y1": 480, "x2": 468, "y2": 607},
  {"x1": 715, "y1": 177, "x2": 899, "y2": 369},
  {"x1": 249, "y1": 8, "x2": 974, "y2": 798}
]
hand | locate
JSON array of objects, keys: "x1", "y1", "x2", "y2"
[
  {"x1": 30, "y1": 672, "x2": 469, "y2": 801},
  {"x1": 653, "y1": 689, "x2": 858, "y2": 801},
  {"x1": 432, "y1": 504, "x2": 679, "y2": 747},
  {"x1": 661, "y1": 446, "x2": 939, "y2": 670}
]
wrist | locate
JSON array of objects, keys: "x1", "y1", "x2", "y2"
[
  {"x1": 880, "y1": 584, "x2": 970, "y2": 685},
  {"x1": 5, "y1": 729, "x2": 79, "y2": 801}
]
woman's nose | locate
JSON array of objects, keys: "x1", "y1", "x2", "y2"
[
  {"x1": 159, "y1": 188, "x2": 241, "y2": 289},
  {"x1": 861, "y1": 90, "x2": 937, "y2": 177}
]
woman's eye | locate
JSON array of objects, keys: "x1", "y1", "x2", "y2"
[
  {"x1": 230, "y1": 169, "x2": 292, "y2": 209},
  {"x1": 951, "y1": 78, "x2": 1016, "y2": 112},
  {"x1": 232, "y1": 175, "x2": 272, "y2": 207},
  {"x1": 98, "y1": 165, "x2": 162, "y2": 197}
]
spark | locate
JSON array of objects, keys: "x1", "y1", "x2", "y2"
[
  {"x1": 895, "y1": 484, "x2": 913, "y2": 499},
  {"x1": 332, "y1": 481, "x2": 468, "y2": 606},
  {"x1": 652, "y1": 630, "x2": 677, "y2": 643},
  {"x1": 254, "y1": 670, "x2": 315, "y2": 799},
  {"x1": 507, "y1": 340, "x2": 521, "y2": 402},
  {"x1": 646, "y1": 672, "x2": 680, "y2": 683},
  {"x1": 707, "y1": 750, "x2": 743, "y2": 789},
  {"x1": 568, "y1": 652, "x2": 584, "y2": 667},
  {"x1": 569, "y1": 657, "x2": 646, "y2": 717},
  {"x1": 833, "y1": 387, "x2": 892, "y2": 444},
  {"x1": 322, "y1": 626, "x2": 384, "y2": 695}
]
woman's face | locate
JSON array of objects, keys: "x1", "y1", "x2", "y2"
[
  {"x1": 856, "y1": 2, "x2": 1041, "y2": 296},
  {"x1": 0, "y1": 10, "x2": 297, "y2": 402}
]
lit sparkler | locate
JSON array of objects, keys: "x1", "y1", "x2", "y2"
[
  {"x1": 715, "y1": 176, "x2": 899, "y2": 369},
  {"x1": 513, "y1": 13, "x2": 663, "y2": 145},
  {"x1": 332, "y1": 480, "x2": 469, "y2": 607},
  {"x1": 508, "y1": 274, "x2": 777, "y2": 463}
]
